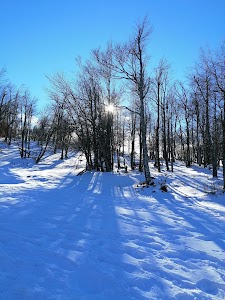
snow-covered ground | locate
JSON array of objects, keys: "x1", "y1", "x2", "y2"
[{"x1": 0, "y1": 141, "x2": 225, "y2": 299}]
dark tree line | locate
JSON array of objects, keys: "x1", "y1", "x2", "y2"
[
  {"x1": 0, "y1": 19, "x2": 225, "y2": 189},
  {"x1": 0, "y1": 71, "x2": 36, "y2": 157}
]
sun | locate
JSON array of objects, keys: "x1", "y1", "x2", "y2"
[{"x1": 105, "y1": 103, "x2": 115, "y2": 113}]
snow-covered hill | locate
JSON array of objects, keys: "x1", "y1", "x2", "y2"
[{"x1": 0, "y1": 142, "x2": 225, "y2": 299}]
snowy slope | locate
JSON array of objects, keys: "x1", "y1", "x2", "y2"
[{"x1": 0, "y1": 142, "x2": 225, "y2": 299}]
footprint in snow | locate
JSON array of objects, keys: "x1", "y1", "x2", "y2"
[
  {"x1": 124, "y1": 246, "x2": 146, "y2": 259},
  {"x1": 196, "y1": 278, "x2": 218, "y2": 295}
]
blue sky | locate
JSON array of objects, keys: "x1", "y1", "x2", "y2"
[{"x1": 1, "y1": 0, "x2": 225, "y2": 111}]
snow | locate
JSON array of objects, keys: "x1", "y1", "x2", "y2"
[{"x1": 0, "y1": 141, "x2": 225, "y2": 299}]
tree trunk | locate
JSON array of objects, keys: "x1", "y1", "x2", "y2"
[
  {"x1": 139, "y1": 121, "x2": 143, "y2": 172},
  {"x1": 155, "y1": 82, "x2": 161, "y2": 172},
  {"x1": 162, "y1": 102, "x2": 169, "y2": 171},
  {"x1": 139, "y1": 90, "x2": 151, "y2": 181},
  {"x1": 130, "y1": 114, "x2": 136, "y2": 170},
  {"x1": 222, "y1": 92, "x2": 225, "y2": 189}
]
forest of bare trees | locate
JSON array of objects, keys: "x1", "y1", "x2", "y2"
[{"x1": 0, "y1": 18, "x2": 225, "y2": 188}]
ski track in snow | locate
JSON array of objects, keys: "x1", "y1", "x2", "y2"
[{"x1": 0, "y1": 143, "x2": 225, "y2": 299}]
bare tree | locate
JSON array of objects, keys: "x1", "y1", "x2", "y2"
[
  {"x1": 19, "y1": 89, "x2": 36, "y2": 158},
  {"x1": 202, "y1": 41, "x2": 225, "y2": 188},
  {"x1": 175, "y1": 82, "x2": 192, "y2": 166},
  {"x1": 152, "y1": 59, "x2": 170, "y2": 171},
  {"x1": 94, "y1": 17, "x2": 152, "y2": 183},
  {"x1": 92, "y1": 45, "x2": 120, "y2": 170},
  {"x1": 35, "y1": 112, "x2": 55, "y2": 163}
]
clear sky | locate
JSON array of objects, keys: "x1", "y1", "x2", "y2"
[{"x1": 0, "y1": 0, "x2": 225, "y2": 112}]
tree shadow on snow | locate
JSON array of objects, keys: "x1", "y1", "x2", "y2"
[
  {"x1": 0, "y1": 171, "x2": 153, "y2": 299},
  {"x1": 1, "y1": 168, "x2": 225, "y2": 299}
]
